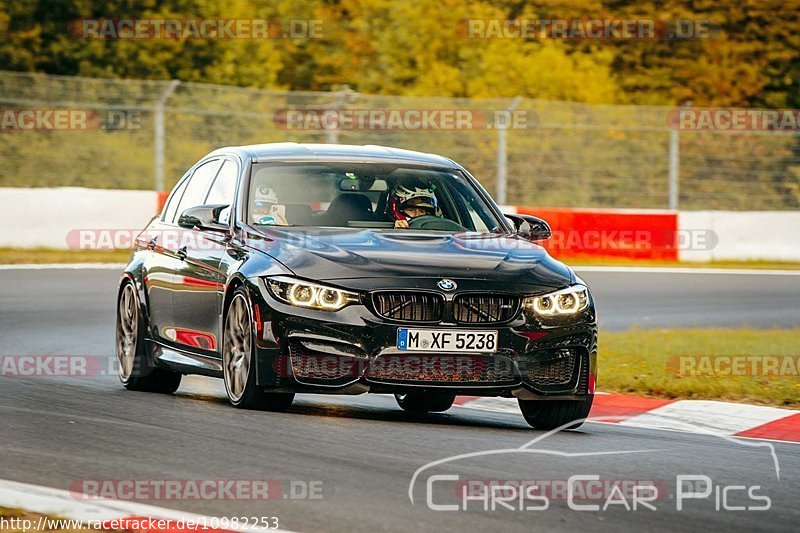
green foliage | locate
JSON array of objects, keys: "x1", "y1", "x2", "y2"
[{"x1": 3, "y1": 0, "x2": 799, "y2": 107}]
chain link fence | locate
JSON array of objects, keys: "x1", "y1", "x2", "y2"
[{"x1": 1, "y1": 69, "x2": 798, "y2": 210}]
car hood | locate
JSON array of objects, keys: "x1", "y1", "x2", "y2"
[{"x1": 244, "y1": 227, "x2": 574, "y2": 290}]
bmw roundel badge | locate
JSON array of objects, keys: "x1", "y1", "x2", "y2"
[{"x1": 437, "y1": 278, "x2": 457, "y2": 291}]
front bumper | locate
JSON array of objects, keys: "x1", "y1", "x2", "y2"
[{"x1": 248, "y1": 278, "x2": 597, "y2": 399}]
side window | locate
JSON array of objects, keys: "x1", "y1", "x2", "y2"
[
  {"x1": 204, "y1": 160, "x2": 238, "y2": 224},
  {"x1": 174, "y1": 159, "x2": 222, "y2": 222},
  {"x1": 447, "y1": 177, "x2": 495, "y2": 232},
  {"x1": 162, "y1": 175, "x2": 189, "y2": 223},
  {"x1": 455, "y1": 189, "x2": 490, "y2": 232},
  {"x1": 468, "y1": 208, "x2": 491, "y2": 233}
]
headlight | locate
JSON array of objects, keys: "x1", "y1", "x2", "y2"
[
  {"x1": 523, "y1": 285, "x2": 589, "y2": 316},
  {"x1": 266, "y1": 276, "x2": 359, "y2": 311}
]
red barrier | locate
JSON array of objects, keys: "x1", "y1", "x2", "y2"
[
  {"x1": 516, "y1": 207, "x2": 679, "y2": 261},
  {"x1": 156, "y1": 190, "x2": 170, "y2": 213}
]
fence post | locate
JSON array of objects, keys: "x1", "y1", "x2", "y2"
[
  {"x1": 325, "y1": 85, "x2": 353, "y2": 144},
  {"x1": 668, "y1": 127, "x2": 679, "y2": 210},
  {"x1": 154, "y1": 80, "x2": 181, "y2": 192},
  {"x1": 668, "y1": 101, "x2": 690, "y2": 210},
  {"x1": 325, "y1": 108, "x2": 339, "y2": 145},
  {"x1": 496, "y1": 97, "x2": 522, "y2": 205}
]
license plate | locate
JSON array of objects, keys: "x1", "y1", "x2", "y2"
[{"x1": 397, "y1": 328, "x2": 498, "y2": 353}]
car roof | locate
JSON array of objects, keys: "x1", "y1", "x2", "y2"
[{"x1": 206, "y1": 143, "x2": 460, "y2": 168}]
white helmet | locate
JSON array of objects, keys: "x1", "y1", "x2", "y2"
[
  {"x1": 389, "y1": 182, "x2": 440, "y2": 221},
  {"x1": 254, "y1": 185, "x2": 278, "y2": 206}
]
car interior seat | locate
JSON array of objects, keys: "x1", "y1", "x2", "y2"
[{"x1": 323, "y1": 193, "x2": 374, "y2": 226}]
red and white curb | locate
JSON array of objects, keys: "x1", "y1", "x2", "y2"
[
  {"x1": 0, "y1": 479, "x2": 297, "y2": 532},
  {"x1": 454, "y1": 394, "x2": 800, "y2": 443}
]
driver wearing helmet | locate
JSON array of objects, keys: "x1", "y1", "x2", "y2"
[
  {"x1": 251, "y1": 185, "x2": 289, "y2": 226},
  {"x1": 388, "y1": 182, "x2": 441, "y2": 228}
]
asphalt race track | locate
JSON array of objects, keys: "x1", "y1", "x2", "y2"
[
  {"x1": 1, "y1": 267, "x2": 799, "y2": 532},
  {"x1": 581, "y1": 268, "x2": 800, "y2": 330}
]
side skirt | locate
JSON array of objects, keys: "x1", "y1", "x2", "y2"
[{"x1": 146, "y1": 339, "x2": 224, "y2": 378}]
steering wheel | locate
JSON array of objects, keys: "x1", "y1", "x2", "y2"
[{"x1": 408, "y1": 215, "x2": 467, "y2": 231}]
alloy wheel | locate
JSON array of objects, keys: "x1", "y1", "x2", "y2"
[
  {"x1": 116, "y1": 283, "x2": 138, "y2": 381},
  {"x1": 223, "y1": 294, "x2": 251, "y2": 403}
]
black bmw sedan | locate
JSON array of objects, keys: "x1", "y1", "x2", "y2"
[{"x1": 116, "y1": 143, "x2": 597, "y2": 429}]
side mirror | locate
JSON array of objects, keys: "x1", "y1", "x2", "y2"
[
  {"x1": 177, "y1": 204, "x2": 229, "y2": 232},
  {"x1": 505, "y1": 214, "x2": 552, "y2": 241}
]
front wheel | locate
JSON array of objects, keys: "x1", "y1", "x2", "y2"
[
  {"x1": 116, "y1": 281, "x2": 181, "y2": 394},
  {"x1": 518, "y1": 396, "x2": 594, "y2": 430},
  {"x1": 395, "y1": 393, "x2": 456, "y2": 413},
  {"x1": 222, "y1": 288, "x2": 294, "y2": 411}
]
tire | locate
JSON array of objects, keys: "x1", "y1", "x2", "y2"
[
  {"x1": 116, "y1": 281, "x2": 181, "y2": 394},
  {"x1": 395, "y1": 393, "x2": 456, "y2": 413},
  {"x1": 222, "y1": 287, "x2": 294, "y2": 411},
  {"x1": 518, "y1": 396, "x2": 594, "y2": 430}
]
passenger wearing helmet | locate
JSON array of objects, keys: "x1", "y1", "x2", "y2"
[
  {"x1": 388, "y1": 182, "x2": 441, "y2": 228},
  {"x1": 251, "y1": 185, "x2": 289, "y2": 225}
]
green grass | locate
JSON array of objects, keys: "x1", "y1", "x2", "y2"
[
  {"x1": 599, "y1": 328, "x2": 800, "y2": 408},
  {"x1": 0, "y1": 247, "x2": 131, "y2": 264}
]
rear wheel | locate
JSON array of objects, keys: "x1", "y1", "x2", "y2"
[
  {"x1": 116, "y1": 281, "x2": 181, "y2": 394},
  {"x1": 518, "y1": 396, "x2": 594, "y2": 430},
  {"x1": 395, "y1": 393, "x2": 456, "y2": 413},
  {"x1": 223, "y1": 288, "x2": 294, "y2": 411}
]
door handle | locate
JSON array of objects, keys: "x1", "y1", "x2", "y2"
[{"x1": 177, "y1": 246, "x2": 187, "y2": 260}]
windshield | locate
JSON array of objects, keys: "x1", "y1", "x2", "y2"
[{"x1": 247, "y1": 162, "x2": 505, "y2": 234}]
